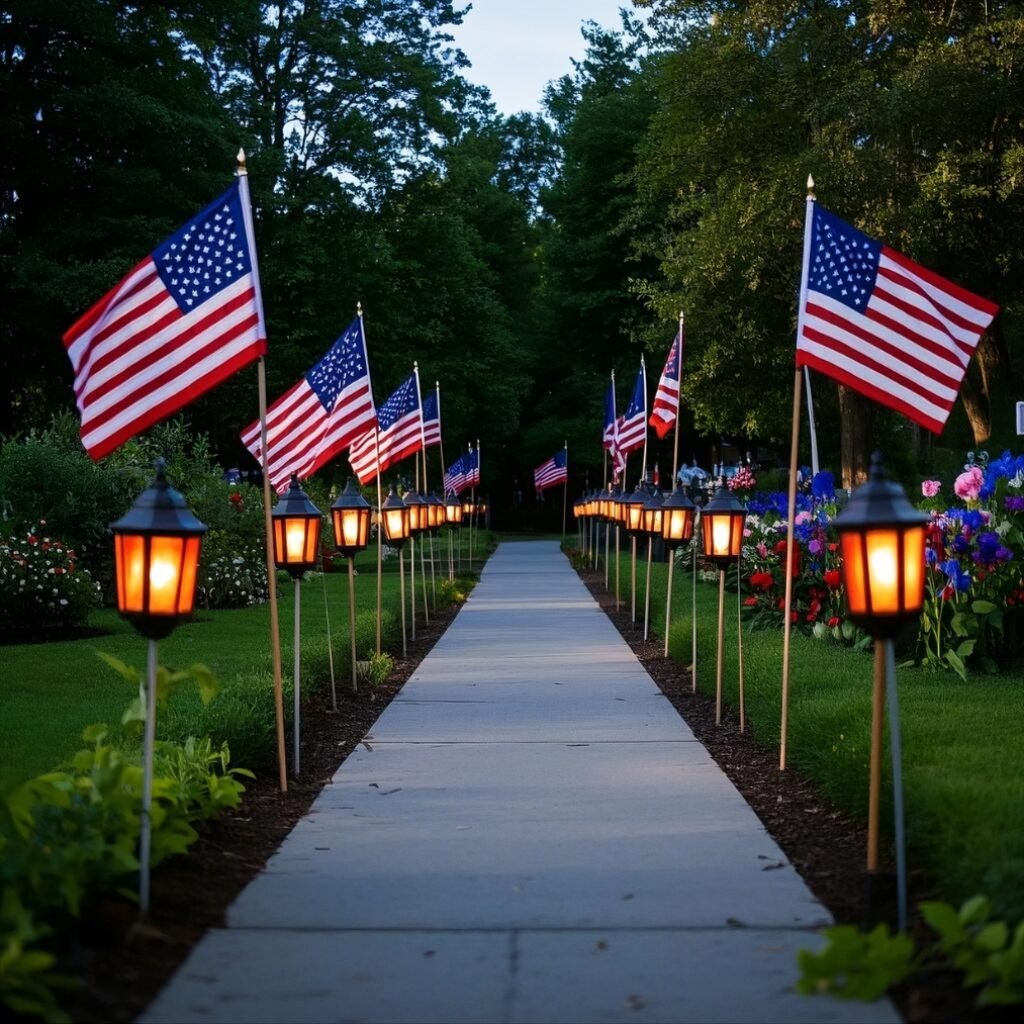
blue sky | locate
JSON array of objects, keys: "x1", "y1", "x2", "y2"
[{"x1": 448, "y1": 1, "x2": 637, "y2": 115}]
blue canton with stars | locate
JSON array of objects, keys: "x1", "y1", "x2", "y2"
[
  {"x1": 379, "y1": 376, "x2": 419, "y2": 429},
  {"x1": 807, "y1": 206, "x2": 881, "y2": 313},
  {"x1": 422, "y1": 391, "x2": 438, "y2": 423},
  {"x1": 153, "y1": 183, "x2": 251, "y2": 312},
  {"x1": 305, "y1": 319, "x2": 368, "y2": 411}
]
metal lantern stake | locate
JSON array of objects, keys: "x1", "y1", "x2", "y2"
[
  {"x1": 110, "y1": 460, "x2": 207, "y2": 915},
  {"x1": 642, "y1": 489, "x2": 665, "y2": 641},
  {"x1": 332, "y1": 478, "x2": 372, "y2": 694},
  {"x1": 701, "y1": 485, "x2": 747, "y2": 727},
  {"x1": 426, "y1": 491, "x2": 444, "y2": 609},
  {"x1": 834, "y1": 452, "x2": 927, "y2": 932},
  {"x1": 624, "y1": 484, "x2": 647, "y2": 624},
  {"x1": 445, "y1": 490, "x2": 463, "y2": 580},
  {"x1": 661, "y1": 486, "x2": 696, "y2": 658},
  {"x1": 403, "y1": 489, "x2": 427, "y2": 640},
  {"x1": 271, "y1": 475, "x2": 323, "y2": 778},
  {"x1": 381, "y1": 486, "x2": 411, "y2": 656}
]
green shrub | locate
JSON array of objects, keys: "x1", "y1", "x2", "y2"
[{"x1": 0, "y1": 524, "x2": 101, "y2": 637}]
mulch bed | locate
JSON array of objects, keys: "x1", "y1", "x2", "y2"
[
  {"x1": 573, "y1": 564, "x2": 1015, "y2": 1024},
  {"x1": 49, "y1": 555, "x2": 1013, "y2": 1023}
]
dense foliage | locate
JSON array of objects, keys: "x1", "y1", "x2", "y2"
[{"x1": 2, "y1": 1, "x2": 1023, "y2": 505}]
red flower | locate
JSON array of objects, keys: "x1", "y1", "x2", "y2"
[
  {"x1": 827, "y1": 616, "x2": 841, "y2": 628},
  {"x1": 828, "y1": 543, "x2": 839, "y2": 553},
  {"x1": 806, "y1": 611, "x2": 818, "y2": 622},
  {"x1": 790, "y1": 611, "x2": 799, "y2": 623},
  {"x1": 743, "y1": 596, "x2": 759, "y2": 607},
  {"x1": 774, "y1": 539, "x2": 801, "y2": 576},
  {"x1": 824, "y1": 569, "x2": 841, "y2": 589},
  {"x1": 749, "y1": 571, "x2": 775, "y2": 591}
]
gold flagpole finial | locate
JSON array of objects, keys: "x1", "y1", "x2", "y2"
[
  {"x1": 236, "y1": 149, "x2": 247, "y2": 176},
  {"x1": 807, "y1": 174, "x2": 816, "y2": 199},
  {"x1": 414, "y1": 360, "x2": 419, "y2": 372},
  {"x1": 357, "y1": 301, "x2": 363, "y2": 318}
]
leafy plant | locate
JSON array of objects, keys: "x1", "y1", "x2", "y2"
[
  {"x1": 922, "y1": 895, "x2": 1024, "y2": 1006},
  {"x1": 796, "y1": 924, "x2": 916, "y2": 1001},
  {"x1": 0, "y1": 891, "x2": 75, "y2": 1024},
  {"x1": 364, "y1": 650, "x2": 394, "y2": 687},
  {"x1": 799, "y1": 895, "x2": 1024, "y2": 1009}
]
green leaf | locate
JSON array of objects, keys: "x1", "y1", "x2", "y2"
[
  {"x1": 976, "y1": 922, "x2": 1009, "y2": 952},
  {"x1": 972, "y1": 599, "x2": 999, "y2": 615},
  {"x1": 956, "y1": 639, "x2": 976, "y2": 660},
  {"x1": 960, "y1": 895, "x2": 992, "y2": 925},
  {"x1": 944, "y1": 650, "x2": 968, "y2": 681},
  {"x1": 96, "y1": 651, "x2": 141, "y2": 684},
  {"x1": 189, "y1": 663, "x2": 219, "y2": 705}
]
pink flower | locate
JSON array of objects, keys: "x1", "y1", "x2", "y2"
[
  {"x1": 954, "y1": 467, "x2": 984, "y2": 502},
  {"x1": 921, "y1": 480, "x2": 941, "y2": 498}
]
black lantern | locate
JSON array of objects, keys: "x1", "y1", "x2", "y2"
[
  {"x1": 403, "y1": 489, "x2": 428, "y2": 535},
  {"x1": 661, "y1": 487, "x2": 696, "y2": 548},
  {"x1": 425, "y1": 491, "x2": 445, "y2": 533},
  {"x1": 445, "y1": 490, "x2": 464, "y2": 527},
  {"x1": 701, "y1": 485, "x2": 746, "y2": 566},
  {"x1": 380, "y1": 486, "x2": 411, "y2": 549},
  {"x1": 110, "y1": 460, "x2": 208, "y2": 640},
  {"x1": 331, "y1": 478, "x2": 371, "y2": 557},
  {"x1": 624, "y1": 484, "x2": 648, "y2": 535},
  {"x1": 834, "y1": 452, "x2": 928, "y2": 638},
  {"x1": 642, "y1": 489, "x2": 665, "y2": 536},
  {"x1": 271, "y1": 475, "x2": 323, "y2": 578}
]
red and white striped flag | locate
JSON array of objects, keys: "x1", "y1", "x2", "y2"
[
  {"x1": 649, "y1": 330, "x2": 682, "y2": 440},
  {"x1": 347, "y1": 374, "x2": 423, "y2": 484},
  {"x1": 534, "y1": 448, "x2": 568, "y2": 492},
  {"x1": 796, "y1": 204, "x2": 998, "y2": 433},
  {"x1": 63, "y1": 180, "x2": 266, "y2": 460},
  {"x1": 240, "y1": 318, "x2": 376, "y2": 494},
  {"x1": 422, "y1": 388, "x2": 441, "y2": 448},
  {"x1": 614, "y1": 362, "x2": 647, "y2": 456}
]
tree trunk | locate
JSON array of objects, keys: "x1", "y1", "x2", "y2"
[
  {"x1": 838, "y1": 385, "x2": 873, "y2": 489},
  {"x1": 959, "y1": 328, "x2": 1014, "y2": 445}
]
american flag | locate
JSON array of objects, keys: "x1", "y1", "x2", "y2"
[
  {"x1": 465, "y1": 446, "x2": 480, "y2": 488},
  {"x1": 63, "y1": 181, "x2": 266, "y2": 460},
  {"x1": 649, "y1": 331, "x2": 682, "y2": 439},
  {"x1": 797, "y1": 204, "x2": 999, "y2": 433},
  {"x1": 444, "y1": 454, "x2": 468, "y2": 495},
  {"x1": 534, "y1": 448, "x2": 568, "y2": 492},
  {"x1": 240, "y1": 318, "x2": 376, "y2": 494},
  {"x1": 614, "y1": 364, "x2": 647, "y2": 456},
  {"x1": 347, "y1": 374, "x2": 422, "y2": 484},
  {"x1": 422, "y1": 388, "x2": 441, "y2": 448},
  {"x1": 603, "y1": 377, "x2": 617, "y2": 449}
]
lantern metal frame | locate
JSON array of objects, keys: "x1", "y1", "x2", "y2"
[
  {"x1": 380, "y1": 486, "x2": 411, "y2": 549},
  {"x1": 109, "y1": 459, "x2": 207, "y2": 917},
  {"x1": 271, "y1": 474, "x2": 323, "y2": 579},
  {"x1": 700, "y1": 484, "x2": 747, "y2": 567},
  {"x1": 445, "y1": 490, "x2": 464, "y2": 527},
  {"x1": 110, "y1": 459, "x2": 208, "y2": 641},
  {"x1": 834, "y1": 453, "x2": 928, "y2": 638},
  {"x1": 331, "y1": 478, "x2": 372, "y2": 558},
  {"x1": 661, "y1": 487, "x2": 696, "y2": 549}
]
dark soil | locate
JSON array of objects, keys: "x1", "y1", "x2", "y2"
[
  {"x1": 48, "y1": 553, "x2": 1012, "y2": 1023},
  {"x1": 574, "y1": 564, "x2": 1015, "y2": 1024}
]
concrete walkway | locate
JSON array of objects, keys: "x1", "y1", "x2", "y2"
[{"x1": 144, "y1": 541, "x2": 897, "y2": 1024}]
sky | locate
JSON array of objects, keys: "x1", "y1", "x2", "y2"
[{"x1": 448, "y1": 0, "x2": 636, "y2": 116}]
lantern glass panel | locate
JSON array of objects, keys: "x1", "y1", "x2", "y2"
[
  {"x1": 383, "y1": 506, "x2": 409, "y2": 542},
  {"x1": 150, "y1": 536, "x2": 186, "y2": 614},
  {"x1": 902, "y1": 525, "x2": 926, "y2": 612},
  {"x1": 662, "y1": 507, "x2": 693, "y2": 543},
  {"x1": 116, "y1": 533, "x2": 145, "y2": 613},
  {"x1": 626, "y1": 502, "x2": 644, "y2": 533},
  {"x1": 285, "y1": 519, "x2": 309, "y2": 562},
  {"x1": 866, "y1": 528, "x2": 901, "y2": 614},
  {"x1": 840, "y1": 531, "x2": 868, "y2": 617}
]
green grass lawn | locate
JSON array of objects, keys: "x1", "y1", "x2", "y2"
[
  {"x1": 610, "y1": 541, "x2": 1024, "y2": 918},
  {"x1": 0, "y1": 535, "x2": 487, "y2": 789}
]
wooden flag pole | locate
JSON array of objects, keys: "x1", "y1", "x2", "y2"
[
  {"x1": 737, "y1": 552, "x2": 746, "y2": 733},
  {"x1": 356, "y1": 303, "x2": 384, "y2": 657},
  {"x1": 562, "y1": 441, "x2": 568, "y2": 542},
  {"x1": 804, "y1": 366, "x2": 820, "y2": 478},
  {"x1": 640, "y1": 355, "x2": 649, "y2": 483},
  {"x1": 671, "y1": 312, "x2": 683, "y2": 488},
  {"x1": 780, "y1": 175, "x2": 816, "y2": 771},
  {"x1": 238, "y1": 150, "x2": 287, "y2": 793}
]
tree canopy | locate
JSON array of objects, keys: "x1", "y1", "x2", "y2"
[{"x1": 2, "y1": 0, "x2": 1023, "y2": 509}]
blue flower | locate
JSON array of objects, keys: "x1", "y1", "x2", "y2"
[
  {"x1": 811, "y1": 471, "x2": 835, "y2": 501},
  {"x1": 941, "y1": 559, "x2": 972, "y2": 592}
]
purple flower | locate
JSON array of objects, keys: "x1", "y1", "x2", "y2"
[{"x1": 1006, "y1": 496, "x2": 1024, "y2": 513}]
